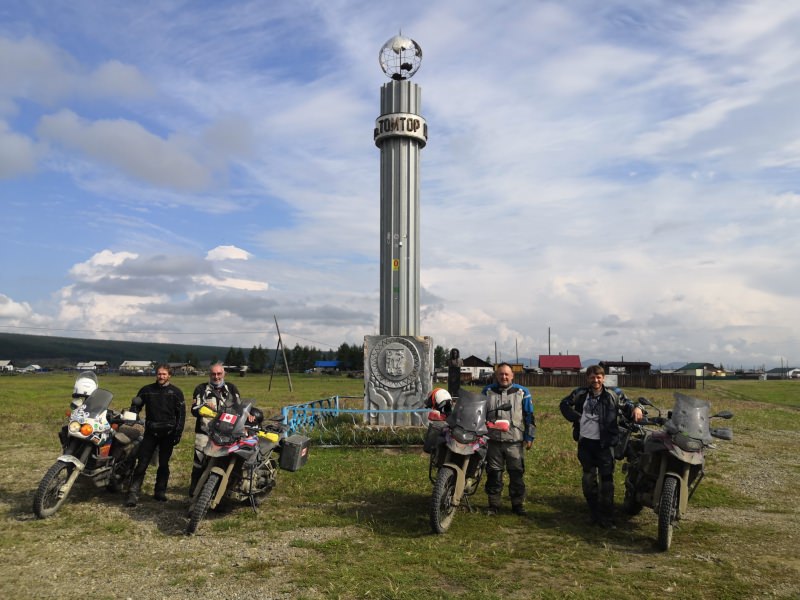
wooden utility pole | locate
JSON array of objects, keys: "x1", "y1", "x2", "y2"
[{"x1": 268, "y1": 315, "x2": 293, "y2": 392}]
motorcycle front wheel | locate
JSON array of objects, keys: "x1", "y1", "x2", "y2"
[
  {"x1": 186, "y1": 472, "x2": 221, "y2": 535},
  {"x1": 657, "y1": 475, "x2": 679, "y2": 551},
  {"x1": 430, "y1": 467, "x2": 457, "y2": 534},
  {"x1": 33, "y1": 461, "x2": 75, "y2": 518}
]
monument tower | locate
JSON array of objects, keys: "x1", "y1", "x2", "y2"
[
  {"x1": 374, "y1": 34, "x2": 427, "y2": 335},
  {"x1": 364, "y1": 34, "x2": 432, "y2": 424}
]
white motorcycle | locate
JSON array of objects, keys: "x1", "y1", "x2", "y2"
[{"x1": 33, "y1": 373, "x2": 143, "y2": 518}]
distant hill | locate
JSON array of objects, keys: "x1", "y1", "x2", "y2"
[{"x1": 0, "y1": 332, "x2": 237, "y2": 369}]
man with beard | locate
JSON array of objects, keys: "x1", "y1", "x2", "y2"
[
  {"x1": 560, "y1": 365, "x2": 642, "y2": 528},
  {"x1": 126, "y1": 364, "x2": 185, "y2": 506}
]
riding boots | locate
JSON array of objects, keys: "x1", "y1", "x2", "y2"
[{"x1": 126, "y1": 473, "x2": 144, "y2": 507}]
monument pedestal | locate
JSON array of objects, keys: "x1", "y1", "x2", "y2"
[{"x1": 364, "y1": 335, "x2": 433, "y2": 426}]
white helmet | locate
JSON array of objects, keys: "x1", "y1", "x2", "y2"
[
  {"x1": 73, "y1": 372, "x2": 99, "y2": 399},
  {"x1": 427, "y1": 387, "x2": 452, "y2": 411}
]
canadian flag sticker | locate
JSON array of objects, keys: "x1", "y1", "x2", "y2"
[{"x1": 220, "y1": 413, "x2": 238, "y2": 424}]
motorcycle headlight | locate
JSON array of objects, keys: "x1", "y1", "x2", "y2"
[
  {"x1": 80, "y1": 423, "x2": 94, "y2": 437},
  {"x1": 68, "y1": 421, "x2": 82, "y2": 434}
]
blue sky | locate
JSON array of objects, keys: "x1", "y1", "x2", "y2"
[{"x1": 1, "y1": 0, "x2": 799, "y2": 369}]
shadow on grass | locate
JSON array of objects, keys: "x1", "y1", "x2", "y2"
[
  {"x1": 8, "y1": 473, "x2": 191, "y2": 536},
  {"x1": 312, "y1": 482, "x2": 667, "y2": 552},
  {"x1": 7, "y1": 475, "x2": 104, "y2": 522},
  {"x1": 535, "y1": 492, "x2": 664, "y2": 553},
  {"x1": 325, "y1": 488, "x2": 434, "y2": 537}
]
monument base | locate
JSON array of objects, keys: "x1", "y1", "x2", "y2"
[{"x1": 363, "y1": 335, "x2": 433, "y2": 426}]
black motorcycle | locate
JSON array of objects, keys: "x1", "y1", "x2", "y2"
[{"x1": 618, "y1": 392, "x2": 733, "y2": 550}]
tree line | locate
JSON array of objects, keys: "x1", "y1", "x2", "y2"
[{"x1": 168, "y1": 343, "x2": 457, "y2": 374}]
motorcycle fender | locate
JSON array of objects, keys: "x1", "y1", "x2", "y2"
[
  {"x1": 656, "y1": 466, "x2": 691, "y2": 519},
  {"x1": 442, "y1": 456, "x2": 470, "y2": 506},
  {"x1": 56, "y1": 454, "x2": 87, "y2": 472},
  {"x1": 674, "y1": 468, "x2": 692, "y2": 517},
  {"x1": 209, "y1": 462, "x2": 236, "y2": 509},
  {"x1": 670, "y1": 446, "x2": 705, "y2": 466}
]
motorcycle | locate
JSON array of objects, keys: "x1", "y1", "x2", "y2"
[
  {"x1": 33, "y1": 373, "x2": 144, "y2": 518},
  {"x1": 186, "y1": 402, "x2": 303, "y2": 535},
  {"x1": 426, "y1": 388, "x2": 512, "y2": 534},
  {"x1": 618, "y1": 392, "x2": 733, "y2": 550}
]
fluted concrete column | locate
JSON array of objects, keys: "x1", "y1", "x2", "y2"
[{"x1": 374, "y1": 80, "x2": 427, "y2": 336}]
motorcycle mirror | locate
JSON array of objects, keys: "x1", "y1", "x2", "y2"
[
  {"x1": 711, "y1": 427, "x2": 733, "y2": 441},
  {"x1": 637, "y1": 397, "x2": 653, "y2": 406},
  {"x1": 131, "y1": 396, "x2": 143, "y2": 408},
  {"x1": 496, "y1": 403, "x2": 512, "y2": 412},
  {"x1": 712, "y1": 410, "x2": 734, "y2": 420}
]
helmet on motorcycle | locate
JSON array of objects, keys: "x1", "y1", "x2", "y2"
[
  {"x1": 249, "y1": 407, "x2": 265, "y2": 425},
  {"x1": 613, "y1": 387, "x2": 628, "y2": 402},
  {"x1": 426, "y1": 388, "x2": 452, "y2": 411},
  {"x1": 73, "y1": 372, "x2": 99, "y2": 399}
]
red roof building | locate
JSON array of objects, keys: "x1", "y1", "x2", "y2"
[{"x1": 538, "y1": 354, "x2": 582, "y2": 373}]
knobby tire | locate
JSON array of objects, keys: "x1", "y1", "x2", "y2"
[
  {"x1": 186, "y1": 473, "x2": 221, "y2": 535},
  {"x1": 657, "y1": 475, "x2": 679, "y2": 551},
  {"x1": 33, "y1": 461, "x2": 74, "y2": 518},
  {"x1": 430, "y1": 467, "x2": 457, "y2": 534}
]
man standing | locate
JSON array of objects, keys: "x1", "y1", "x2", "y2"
[
  {"x1": 189, "y1": 362, "x2": 242, "y2": 497},
  {"x1": 482, "y1": 363, "x2": 535, "y2": 516},
  {"x1": 126, "y1": 364, "x2": 186, "y2": 507},
  {"x1": 560, "y1": 365, "x2": 642, "y2": 528}
]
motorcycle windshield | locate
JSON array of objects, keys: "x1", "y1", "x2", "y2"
[
  {"x1": 78, "y1": 389, "x2": 113, "y2": 417},
  {"x1": 446, "y1": 390, "x2": 488, "y2": 436},
  {"x1": 665, "y1": 392, "x2": 712, "y2": 444},
  {"x1": 209, "y1": 402, "x2": 251, "y2": 444}
]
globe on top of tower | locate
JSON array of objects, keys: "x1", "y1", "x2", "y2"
[{"x1": 378, "y1": 34, "x2": 422, "y2": 81}]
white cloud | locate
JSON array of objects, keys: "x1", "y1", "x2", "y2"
[
  {"x1": 69, "y1": 250, "x2": 139, "y2": 282},
  {"x1": 0, "y1": 294, "x2": 34, "y2": 319},
  {"x1": 206, "y1": 245, "x2": 251, "y2": 261},
  {"x1": 0, "y1": 121, "x2": 37, "y2": 177},
  {"x1": 86, "y1": 60, "x2": 154, "y2": 99},
  {"x1": 2, "y1": 1, "x2": 800, "y2": 368},
  {"x1": 0, "y1": 35, "x2": 154, "y2": 108},
  {"x1": 36, "y1": 109, "x2": 212, "y2": 190}
]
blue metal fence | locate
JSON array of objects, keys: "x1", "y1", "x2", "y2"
[{"x1": 280, "y1": 395, "x2": 429, "y2": 434}]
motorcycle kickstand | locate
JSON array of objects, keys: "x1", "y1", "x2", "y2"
[{"x1": 463, "y1": 495, "x2": 478, "y2": 513}]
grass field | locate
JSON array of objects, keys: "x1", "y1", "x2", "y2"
[{"x1": 1, "y1": 373, "x2": 798, "y2": 599}]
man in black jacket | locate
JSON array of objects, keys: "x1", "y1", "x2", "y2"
[
  {"x1": 126, "y1": 364, "x2": 186, "y2": 506},
  {"x1": 560, "y1": 365, "x2": 641, "y2": 527}
]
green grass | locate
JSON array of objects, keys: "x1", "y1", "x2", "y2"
[{"x1": 1, "y1": 374, "x2": 799, "y2": 599}]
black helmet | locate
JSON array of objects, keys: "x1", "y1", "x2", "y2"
[{"x1": 249, "y1": 407, "x2": 264, "y2": 425}]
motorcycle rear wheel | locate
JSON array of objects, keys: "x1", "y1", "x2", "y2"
[
  {"x1": 33, "y1": 461, "x2": 74, "y2": 518},
  {"x1": 186, "y1": 473, "x2": 221, "y2": 535},
  {"x1": 430, "y1": 467, "x2": 457, "y2": 534},
  {"x1": 657, "y1": 475, "x2": 679, "y2": 551},
  {"x1": 622, "y1": 473, "x2": 643, "y2": 516}
]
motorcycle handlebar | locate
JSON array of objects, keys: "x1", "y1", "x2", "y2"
[{"x1": 639, "y1": 416, "x2": 667, "y2": 426}]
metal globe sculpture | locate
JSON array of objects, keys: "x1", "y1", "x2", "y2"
[{"x1": 378, "y1": 34, "x2": 422, "y2": 80}]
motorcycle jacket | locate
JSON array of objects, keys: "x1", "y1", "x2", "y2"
[
  {"x1": 560, "y1": 386, "x2": 626, "y2": 449},
  {"x1": 133, "y1": 382, "x2": 186, "y2": 436},
  {"x1": 191, "y1": 381, "x2": 241, "y2": 434},
  {"x1": 481, "y1": 383, "x2": 535, "y2": 443}
]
